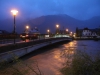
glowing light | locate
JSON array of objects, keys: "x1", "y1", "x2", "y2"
[
  {"x1": 73, "y1": 33, "x2": 76, "y2": 37},
  {"x1": 26, "y1": 26, "x2": 29, "y2": 29},
  {"x1": 11, "y1": 10, "x2": 18, "y2": 15},
  {"x1": 66, "y1": 29, "x2": 68, "y2": 32},
  {"x1": 56, "y1": 24, "x2": 59, "y2": 28},
  {"x1": 73, "y1": 34, "x2": 75, "y2": 37},
  {"x1": 26, "y1": 35, "x2": 28, "y2": 37},
  {"x1": 47, "y1": 29, "x2": 50, "y2": 32},
  {"x1": 71, "y1": 32, "x2": 72, "y2": 34}
]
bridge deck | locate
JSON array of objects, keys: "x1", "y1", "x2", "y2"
[{"x1": 0, "y1": 37, "x2": 71, "y2": 54}]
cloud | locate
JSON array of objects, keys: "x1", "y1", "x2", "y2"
[{"x1": 0, "y1": 0, "x2": 100, "y2": 20}]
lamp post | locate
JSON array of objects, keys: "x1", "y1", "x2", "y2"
[
  {"x1": 66, "y1": 29, "x2": 68, "y2": 32},
  {"x1": 73, "y1": 33, "x2": 76, "y2": 38},
  {"x1": 26, "y1": 25, "x2": 29, "y2": 33},
  {"x1": 47, "y1": 29, "x2": 50, "y2": 34},
  {"x1": 25, "y1": 25, "x2": 29, "y2": 42},
  {"x1": 66, "y1": 29, "x2": 68, "y2": 34},
  {"x1": 71, "y1": 32, "x2": 72, "y2": 34},
  {"x1": 26, "y1": 25, "x2": 29, "y2": 29},
  {"x1": 47, "y1": 29, "x2": 50, "y2": 38},
  {"x1": 56, "y1": 24, "x2": 59, "y2": 34},
  {"x1": 70, "y1": 32, "x2": 72, "y2": 36},
  {"x1": 11, "y1": 10, "x2": 18, "y2": 44}
]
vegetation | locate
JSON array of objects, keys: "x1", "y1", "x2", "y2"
[
  {"x1": 60, "y1": 50, "x2": 100, "y2": 75},
  {"x1": 0, "y1": 55, "x2": 43, "y2": 75}
]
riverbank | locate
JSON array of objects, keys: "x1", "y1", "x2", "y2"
[
  {"x1": 61, "y1": 50, "x2": 100, "y2": 75},
  {"x1": 73, "y1": 37, "x2": 100, "y2": 41}
]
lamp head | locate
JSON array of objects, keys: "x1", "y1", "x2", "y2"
[
  {"x1": 56, "y1": 25, "x2": 59, "y2": 28},
  {"x1": 47, "y1": 29, "x2": 50, "y2": 32},
  {"x1": 26, "y1": 26, "x2": 29, "y2": 29},
  {"x1": 70, "y1": 32, "x2": 72, "y2": 34},
  {"x1": 11, "y1": 10, "x2": 18, "y2": 15},
  {"x1": 66, "y1": 29, "x2": 68, "y2": 31}
]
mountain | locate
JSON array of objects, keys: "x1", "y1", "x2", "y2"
[
  {"x1": 26, "y1": 15, "x2": 100, "y2": 33},
  {"x1": 0, "y1": 14, "x2": 100, "y2": 33}
]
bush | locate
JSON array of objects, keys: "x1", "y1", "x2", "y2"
[{"x1": 61, "y1": 50, "x2": 100, "y2": 75}]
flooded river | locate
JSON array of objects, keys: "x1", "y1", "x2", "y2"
[{"x1": 1, "y1": 40, "x2": 100, "y2": 75}]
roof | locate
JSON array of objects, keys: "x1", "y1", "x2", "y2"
[
  {"x1": 83, "y1": 28, "x2": 89, "y2": 30},
  {"x1": 0, "y1": 30, "x2": 10, "y2": 34},
  {"x1": 30, "y1": 29, "x2": 39, "y2": 33}
]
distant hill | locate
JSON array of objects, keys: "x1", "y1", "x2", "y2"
[
  {"x1": 27, "y1": 15, "x2": 100, "y2": 33},
  {"x1": 0, "y1": 14, "x2": 100, "y2": 33},
  {"x1": 27, "y1": 15, "x2": 83, "y2": 33}
]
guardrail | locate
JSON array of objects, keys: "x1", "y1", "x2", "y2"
[
  {"x1": 0, "y1": 37, "x2": 72, "y2": 62},
  {"x1": 0, "y1": 37, "x2": 71, "y2": 53}
]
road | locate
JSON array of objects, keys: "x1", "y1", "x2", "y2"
[
  {"x1": 0, "y1": 39, "x2": 32, "y2": 46},
  {"x1": 0, "y1": 38, "x2": 49, "y2": 46}
]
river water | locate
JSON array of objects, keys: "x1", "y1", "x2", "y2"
[
  {"x1": 20, "y1": 40, "x2": 100, "y2": 75},
  {"x1": 1, "y1": 40, "x2": 100, "y2": 75}
]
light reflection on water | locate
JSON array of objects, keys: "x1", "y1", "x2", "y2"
[
  {"x1": 25, "y1": 40, "x2": 100, "y2": 75},
  {"x1": 1, "y1": 40, "x2": 100, "y2": 75},
  {"x1": 22, "y1": 41, "x2": 78, "y2": 75}
]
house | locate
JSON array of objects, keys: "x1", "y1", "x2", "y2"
[
  {"x1": 76, "y1": 27, "x2": 100, "y2": 37},
  {"x1": 0, "y1": 30, "x2": 10, "y2": 34}
]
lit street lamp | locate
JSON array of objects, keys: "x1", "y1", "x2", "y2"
[
  {"x1": 47, "y1": 29, "x2": 50, "y2": 34},
  {"x1": 25, "y1": 25, "x2": 29, "y2": 34},
  {"x1": 11, "y1": 10, "x2": 18, "y2": 44},
  {"x1": 70, "y1": 32, "x2": 73, "y2": 36},
  {"x1": 25, "y1": 25, "x2": 29, "y2": 42},
  {"x1": 66, "y1": 29, "x2": 68, "y2": 32},
  {"x1": 73, "y1": 33, "x2": 76, "y2": 37},
  {"x1": 56, "y1": 24, "x2": 59, "y2": 28},
  {"x1": 70, "y1": 32, "x2": 72, "y2": 34},
  {"x1": 26, "y1": 25, "x2": 29, "y2": 29},
  {"x1": 66, "y1": 29, "x2": 68, "y2": 34},
  {"x1": 56, "y1": 24, "x2": 59, "y2": 34}
]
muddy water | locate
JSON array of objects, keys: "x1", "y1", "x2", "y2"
[{"x1": 1, "y1": 40, "x2": 100, "y2": 75}]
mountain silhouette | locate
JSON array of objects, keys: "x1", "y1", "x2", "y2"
[
  {"x1": 0, "y1": 14, "x2": 100, "y2": 33},
  {"x1": 27, "y1": 15, "x2": 100, "y2": 33}
]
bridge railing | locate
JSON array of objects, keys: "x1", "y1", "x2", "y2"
[{"x1": 0, "y1": 37, "x2": 71, "y2": 54}]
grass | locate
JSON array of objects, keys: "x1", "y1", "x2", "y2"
[{"x1": 60, "y1": 50, "x2": 100, "y2": 75}]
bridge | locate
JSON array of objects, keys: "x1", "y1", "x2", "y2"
[{"x1": 0, "y1": 37, "x2": 72, "y2": 62}]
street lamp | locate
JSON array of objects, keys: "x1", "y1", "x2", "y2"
[
  {"x1": 66, "y1": 29, "x2": 68, "y2": 32},
  {"x1": 25, "y1": 25, "x2": 29, "y2": 42},
  {"x1": 73, "y1": 33, "x2": 76, "y2": 38},
  {"x1": 11, "y1": 10, "x2": 18, "y2": 44},
  {"x1": 25, "y1": 25, "x2": 29, "y2": 33},
  {"x1": 56, "y1": 24, "x2": 59, "y2": 34},
  {"x1": 26, "y1": 25, "x2": 29, "y2": 29},
  {"x1": 66, "y1": 29, "x2": 68, "y2": 34},
  {"x1": 70, "y1": 32, "x2": 72, "y2": 34},
  {"x1": 47, "y1": 29, "x2": 50, "y2": 34},
  {"x1": 70, "y1": 32, "x2": 73, "y2": 36},
  {"x1": 56, "y1": 24, "x2": 59, "y2": 28}
]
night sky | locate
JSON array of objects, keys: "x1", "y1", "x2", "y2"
[
  {"x1": 0, "y1": 0, "x2": 100, "y2": 20},
  {"x1": 0, "y1": 0, "x2": 100, "y2": 33}
]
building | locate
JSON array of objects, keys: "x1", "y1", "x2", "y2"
[
  {"x1": 76, "y1": 27, "x2": 100, "y2": 38},
  {"x1": 0, "y1": 30, "x2": 10, "y2": 34},
  {"x1": 55, "y1": 30, "x2": 70, "y2": 38}
]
